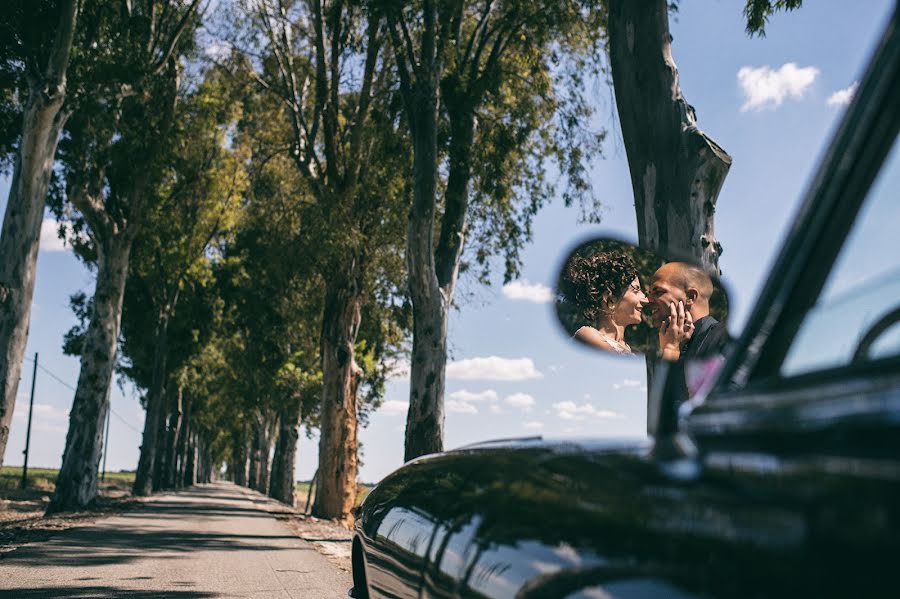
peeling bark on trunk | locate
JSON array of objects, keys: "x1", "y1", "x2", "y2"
[
  {"x1": 608, "y1": 0, "x2": 732, "y2": 429},
  {"x1": 607, "y1": 0, "x2": 731, "y2": 271},
  {"x1": 0, "y1": 0, "x2": 79, "y2": 466},
  {"x1": 48, "y1": 232, "x2": 133, "y2": 513},
  {"x1": 405, "y1": 100, "x2": 476, "y2": 462},
  {"x1": 133, "y1": 320, "x2": 169, "y2": 496},
  {"x1": 313, "y1": 279, "x2": 362, "y2": 521},
  {"x1": 269, "y1": 405, "x2": 300, "y2": 506},
  {"x1": 402, "y1": 61, "x2": 446, "y2": 462}
]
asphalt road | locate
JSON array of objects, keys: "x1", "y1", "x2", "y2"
[{"x1": 0, "y1": 482, "x2": 352, "y2": 598}]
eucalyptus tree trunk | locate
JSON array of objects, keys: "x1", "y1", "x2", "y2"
[
  {"x1": 174, "y1": 392, "x2": 192, "y2": 487},
  {"x1": 183, "y1": 432, "x2": 197, "y2": 487},
  {"x1": 607, "y1": 0, "x2": 731, "y2": 272},
  {"x1": 607, "y1": 0, "x2": 732, "y2": 430},
  {"x1": 256, "y1": 418, "x2": 273, "y2": 495},
  {"x1": 161, "y1": 384, "x2": 183, "y2": 489},
  {"x1": 133, "y1": 319, "x2": 169, "y2": 496},
  {"x1": 402, "y1": 54, "x2": 445, "y2": 462},
  {"x1": 232, "y1": 432, "x2": 249, "y2": 486},
  {"x1": 248, "y1": 417, "x2": 262, "y2": 491},
  {"x1": 151, "y1": 395, "x2": 170, "y2": 491},
  {"x1": 48, "y1": 232, "x2": 133, "y2": 512},
  {"x1": 404, "y1": 98, "x2": 477, "y2": 462},
  {"x1": 269, "y1": 404, "x2": 299, "y2": 506},
  {"x1": 313, "y1": 278, "x2": 362, "y2": 521},
  {"x1": 196, "y1": 436, "x2": 210, "y2": 484},
  {"x1": 0, "y1": 0, "x2": 79, "y2": 467},
  {"x1": 249, "y1": 415, "x2": 271, "y2": 493}
]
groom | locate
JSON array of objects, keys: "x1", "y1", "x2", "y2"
[{"x1": 648, "y1": 262, "x2": 730, "y2": 362}]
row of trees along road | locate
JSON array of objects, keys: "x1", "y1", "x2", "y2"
[{"x1": 0, "y1": 0, "x2": 802, "y2": 520}]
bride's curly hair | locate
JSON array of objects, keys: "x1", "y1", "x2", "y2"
[{"x1": 559, "y1": 251, "x2": 638, "y2": 323}]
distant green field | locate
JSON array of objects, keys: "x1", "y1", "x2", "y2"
[
  {"x1": 1, "y1": 466, "x2": 371, "y2": 507},
  {"x1": 0, "y1": 466, "x2": 135, "y2": 492},
  {"x1": 295, "y1": 481, "x2": 373, "y2": 508}
]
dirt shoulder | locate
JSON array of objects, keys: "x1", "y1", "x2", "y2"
[{"x1": 255, "y1": 493, "x2": 354, "y2": 572}]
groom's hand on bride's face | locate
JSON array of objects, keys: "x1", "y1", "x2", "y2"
[{"x1": 658, "y1": 301, "x2": 694, "y2": 361}]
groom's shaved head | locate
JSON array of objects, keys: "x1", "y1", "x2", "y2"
[
  {"x1": 649, "y1": 262, "x2": 715, "y2": 324},
  {"x1": 660, "y1": 263, "x2": 714, "y2": 299}
]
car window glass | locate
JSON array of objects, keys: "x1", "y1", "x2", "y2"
[{"x1": 781, "y1": 135, "x2": 900, "y2": 376}]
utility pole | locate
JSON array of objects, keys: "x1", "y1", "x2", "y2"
[
  {"x1": 101, "y1": 403, "x2": 111, "y2": 482},
  {"x1": 21, "y1": 352, "x2": 38, "y2": 489}
]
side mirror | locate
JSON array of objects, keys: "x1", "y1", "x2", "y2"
[
  {"x1": 554, "y1": 236, "x2": 732, "y2": 446},
  {"x1": 554, "y1": 237, "x2": 730, "y2": 359}
]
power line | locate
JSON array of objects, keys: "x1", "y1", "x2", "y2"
[{"x1": 22, "y1": 356, "x2": 143, "y2": 434}]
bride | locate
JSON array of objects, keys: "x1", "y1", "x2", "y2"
[{"x1": 559, "y1": 251, "x2": 649, "y2": 354}]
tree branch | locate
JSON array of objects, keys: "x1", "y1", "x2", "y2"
[
  {"x1": 346, "y1": 18, "x2": 381, "y2": 189},
  {"x1": 398, "y1": 12, "x2": 421, "y2": 80},
  {"x1": 43, "y1": 0, "x2": 79, "y2": 93},
  {"x1": 151, "y1": 0, "x2": 203, "y2": 76},
  {"x1": 385, "y1": 18, "x2": 415, "y2": 127},
  {"x1": 461, "y1": 0, "x2": 494, "y2": 68}
]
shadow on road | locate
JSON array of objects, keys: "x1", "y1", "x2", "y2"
[
  {"x1": 0, "y1": 587, "x2": 216, "y2": 598},
  {"x1": 1, "y1": 484, "x2": 312, "y2": 569}
]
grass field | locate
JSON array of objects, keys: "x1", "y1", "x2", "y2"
[
  {"x1": 294, "y1": 481, "x2": 373, "y2": 509},
  {"x1": 0, "y1": 466, "x2": 134, "y2": 493},
  {"x1": 1, "y1": 467, "x2": 371, "y2": 508}
]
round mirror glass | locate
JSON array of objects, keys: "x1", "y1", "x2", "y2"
[{"x1": 554, "y1": 238, "x2": 729, "y2": 359}]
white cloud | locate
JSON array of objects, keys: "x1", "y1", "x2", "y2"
[
  {"x1": 39, "y1": 219, "x2": 73, "y2": 252},
  {"x1": 447, "y1": 356, "x2": 543, "y2": 381},
  {"x1": 523, "y1": 421, "x2": 544, "y2": 431},
  {"x1": 612, "y1": 378, "x2": 643, "y2": 390},
  {"x1": 552, "y1": 401, "x2": 621, "y2": 421},
  {"x1": 205, "y1": 40, "x2": 232, "y2": 61},
  {"x1": 502, "y1": 280, "x2": 553, "y2": 303},
  {"x1": 379, "y1": 399, "x2": 409, "y2": 416},
  {"x1": 446, "y1": 400, "x2": 478, "y2": 414},
  {"x1": 448, "y1": 389, "x2": 498, "y2": 403},
  {"x1": 504, "y1": 393, "x2": 536, "y2": 412},
  {"x1": 826, "y1": 81, "x2": 858, "y2": 107},
  {"x1": 737, "y1": 63, "x2": 819, "y2": 111},
  {"x1": 13, "y1": 402, "x2": 69, "y2": 433},
  {"x1": 489, "y1": 405, "x2": 503, "y2": 415},
  {"x1": 14, "y1": 402, "x2": 68, "y2": 421}
]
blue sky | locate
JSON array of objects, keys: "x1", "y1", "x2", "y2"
[{"x1": 2, "y1": 0, "x2": 894, "y2": 484}]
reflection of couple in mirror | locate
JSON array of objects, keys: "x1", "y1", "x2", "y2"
[{"x1": 560, "y1": 251, "x2": 727, "y2": 360}]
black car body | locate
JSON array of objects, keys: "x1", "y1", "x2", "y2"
[{"x1": 351, "y1": 6, "x2": 900, "y2": 598}]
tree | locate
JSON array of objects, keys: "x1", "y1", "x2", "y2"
[
  {"x1": 607, "y1": 0, "x2": 731, "y2": 274},
  {"x1": 0, "y1": 0, "x2": 79, "y2": 467},
  {"x1": 48, "y1": 0, "x2": 203, "y2": 513},
  {"x1": 606, "y1": 0, "x2": 803, "y2": 419},
  {"x1": 218, "y1": 0, "x2": 411, "y2": 520},
  {"x1": 377, "y1": 0, "x2": 605, "y2": 460},
  {"x1": 128, "y1": 68, "x2": 246, "y2": 496}
]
